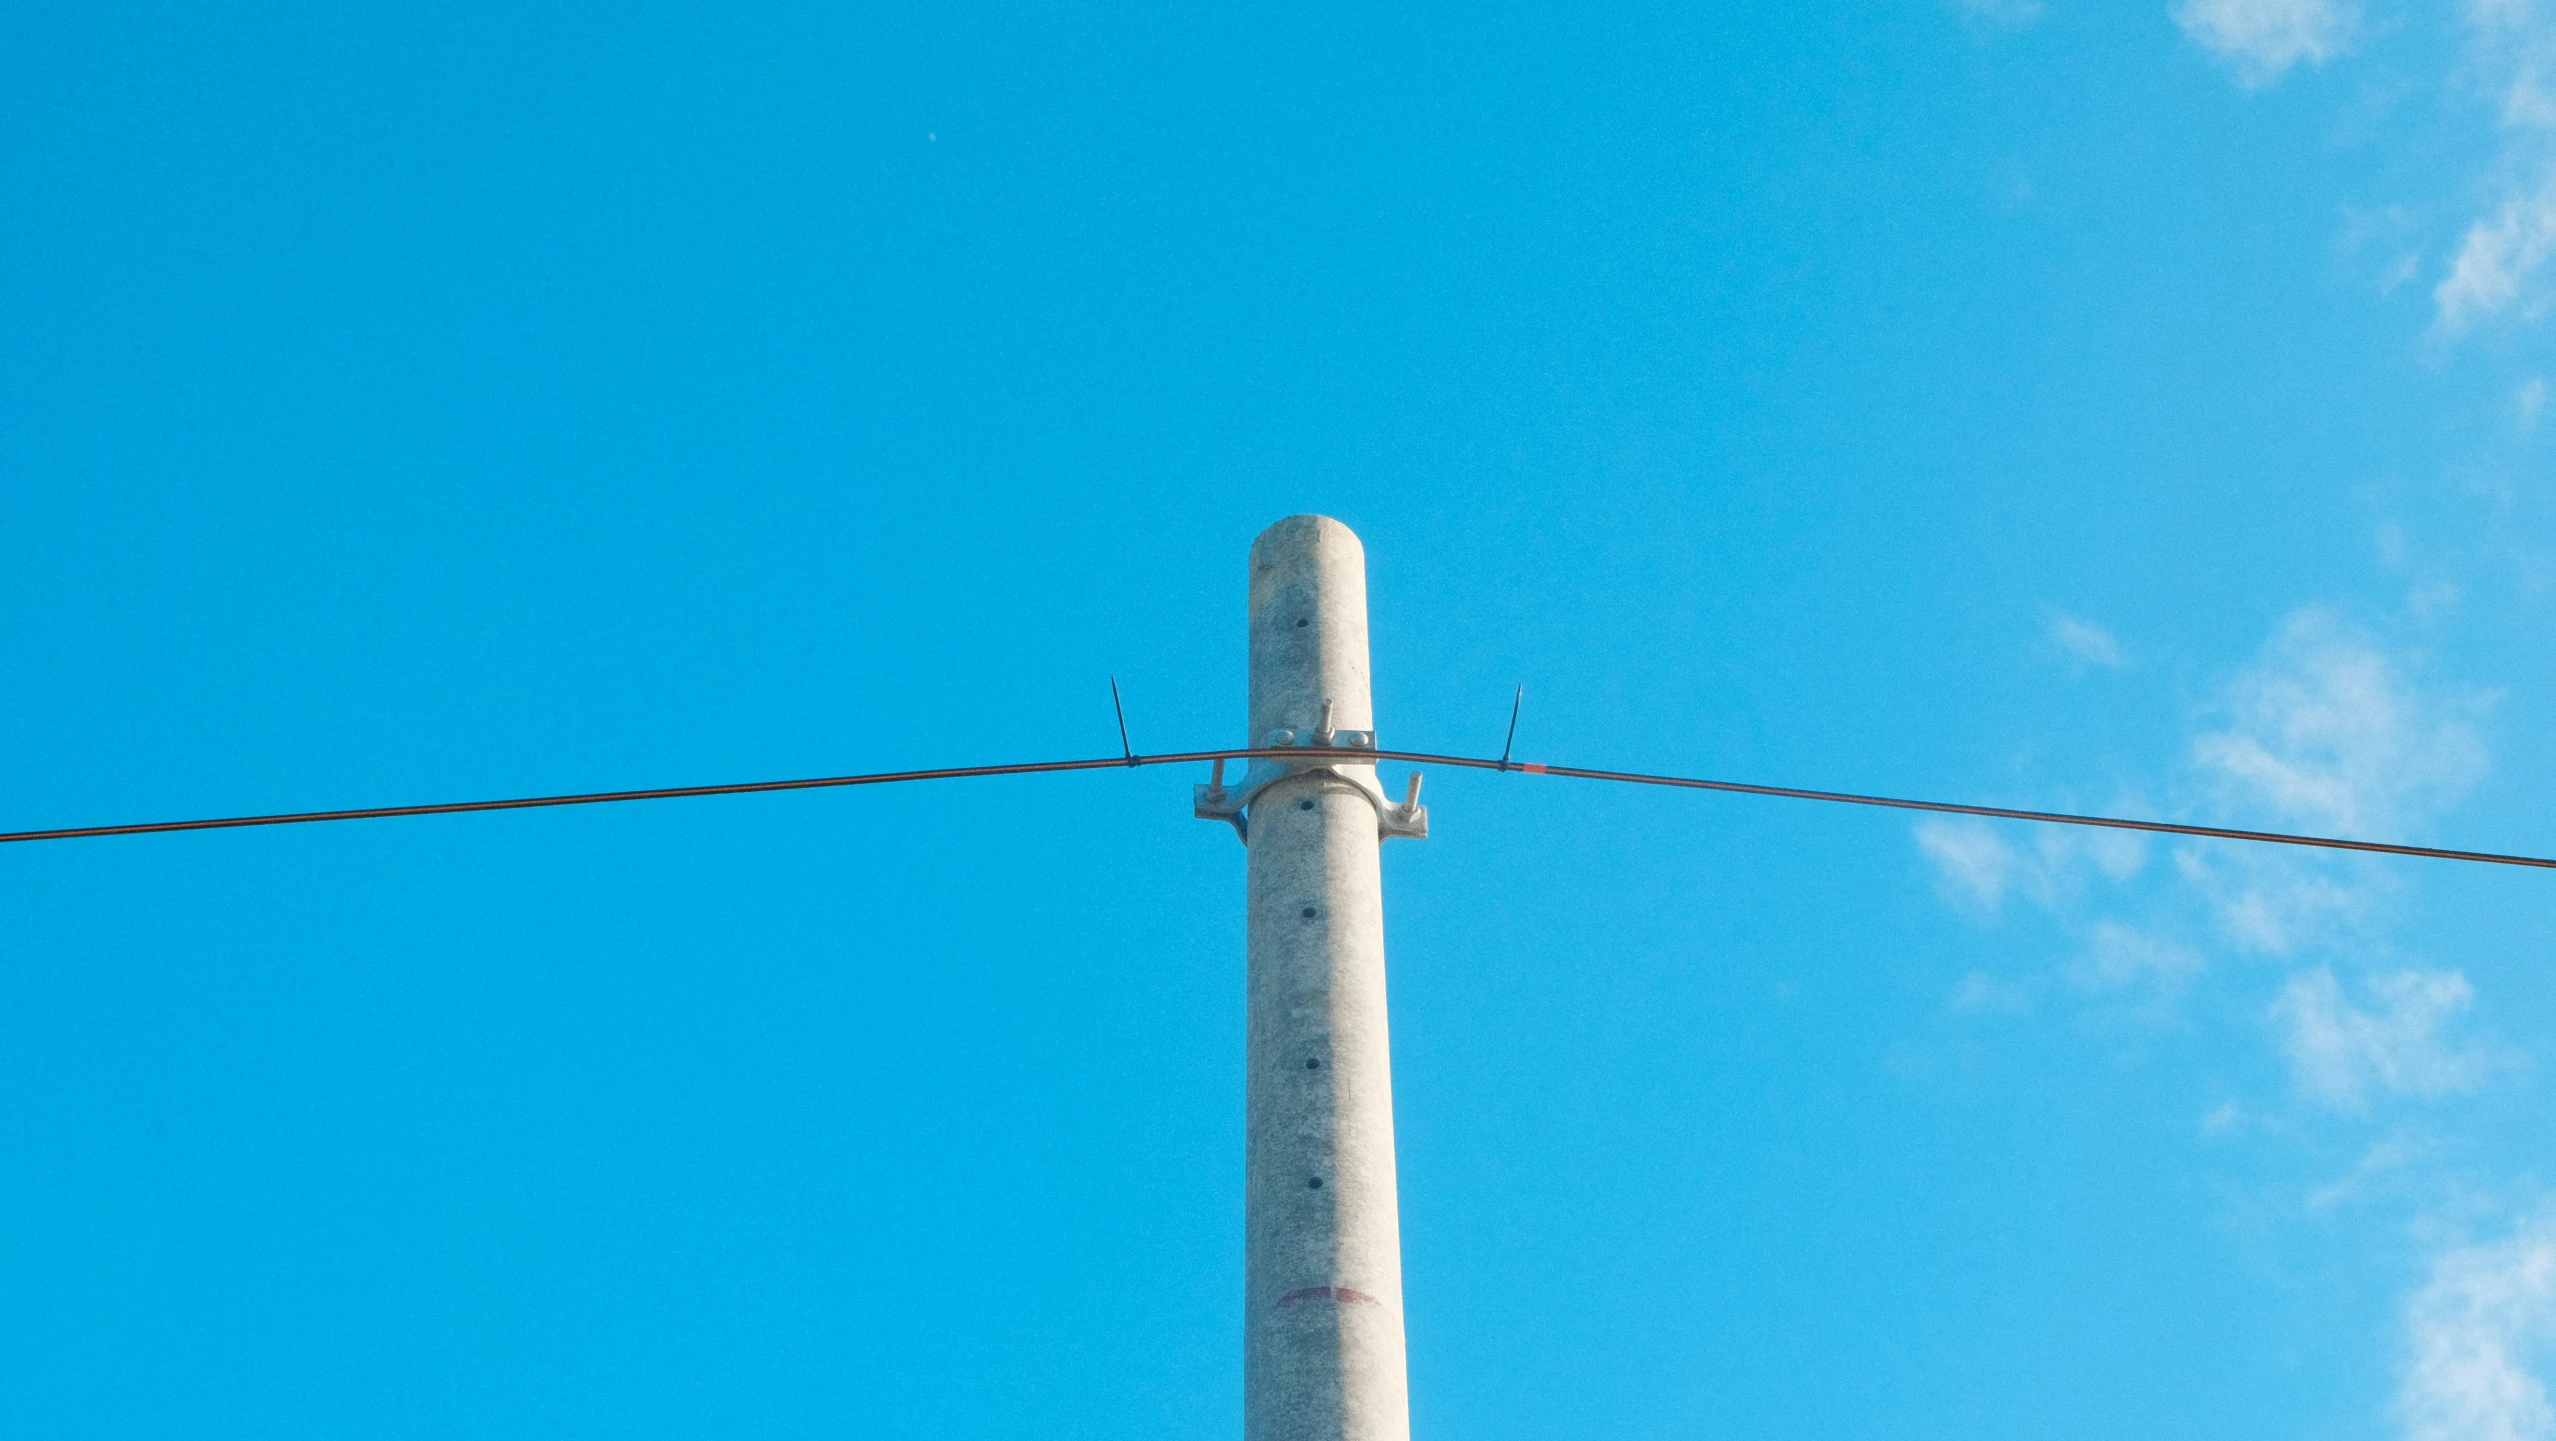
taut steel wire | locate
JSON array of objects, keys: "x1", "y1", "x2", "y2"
[{"x1": 2, "y1": 746, "x2": 2550, "y2": 870}]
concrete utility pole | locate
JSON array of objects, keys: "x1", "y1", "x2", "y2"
[{"x1": 1195, "y1": 516, "x2": 1428, "y2": 1441}]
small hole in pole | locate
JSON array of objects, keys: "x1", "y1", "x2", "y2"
[
  {"x1": 1307, "y1": 1177, "x2": 1323, "y2": 1189},
  {"x1": 1298, "y1": 799, "x2": 1314, "y2": 811},
  {"x1": 1295, "y1": 618, "x2": 1309, "y2": 628},
  {"x1": 1301, "y1": 907, "x2": 1317, "y2": 919},
  {"x1": 1305, "y1": 1058, "x2": 1320, "y2": 1069}
]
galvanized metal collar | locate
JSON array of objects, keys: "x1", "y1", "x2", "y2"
[{"x1": 1193, "y1": 720, "x2": 1428, "y2": 844}]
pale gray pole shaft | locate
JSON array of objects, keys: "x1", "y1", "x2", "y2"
[{"x1": 1242, "y1": 516, "x2": 1412, "y2": 1441}]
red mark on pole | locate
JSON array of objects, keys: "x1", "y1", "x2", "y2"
[
  {"x1": 1518, "y1": 762, "x2": 1547, "y2": 774},
  {"x1": 1276, "y1": 1286, "x2": 1381, "y2": 1308}
]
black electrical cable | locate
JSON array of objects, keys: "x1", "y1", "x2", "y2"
[
  {"x1": 1, "y1": 746, "x2": 2549, "y2": 870},
  {"x1": 0, "y1": 755, "x2": 1140, "y2": 844}
]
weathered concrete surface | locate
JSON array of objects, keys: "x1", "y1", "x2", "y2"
[{"x1": 1241, "y1": 515, "x2": 1411, "y2": 1441}]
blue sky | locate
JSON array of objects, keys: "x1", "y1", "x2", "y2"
[{"x1": 6, "y1": 2, "x2": 2556, "y2": 1437}]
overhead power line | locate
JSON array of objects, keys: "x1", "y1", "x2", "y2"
[{"x1": 1, "y1": 746, "x2": 2549, "y2": 870}]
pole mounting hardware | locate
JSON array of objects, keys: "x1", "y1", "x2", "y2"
[{"x1": 1193, "y1": 704, "x2": 1428, "y2": 843}]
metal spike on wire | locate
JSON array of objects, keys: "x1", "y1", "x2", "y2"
[{"x1": 1110, "y1": 676, "x2": 1136, "y2": 766}]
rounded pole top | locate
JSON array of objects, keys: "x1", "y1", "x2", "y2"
[{"x1": 1251, "y1": 514, "x2": 1365, "y2": 569}]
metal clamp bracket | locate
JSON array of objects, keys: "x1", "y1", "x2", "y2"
[{"x1": 1193, "y1": 710, "x2": 1428, "y2": 844}]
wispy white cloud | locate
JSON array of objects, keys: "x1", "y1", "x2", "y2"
[
  {"x1": 2410, "y1": 580, "x2": 2464, "y2": 621},
  {"x1": 2191, "y1": 608, "x2": 2489, "y2": 839},
  {"x1": 2339, "y1": 203, "x2": 2425, "y2": 296},
  {"x1": 1908, "y1": 591, "x2": 2508, "y2": 1385},
  {"x1": 1958, "y1": 0, "x2": 2045, "y2": 28},
  {"x1": 2434, "y1": 1, "x2": 2556, "y2": 334},
  {"x1": 2170, "y1": 608, "x2": 2488, "y2": 952},
  {"x1": 2072, "y1": 920, "x2": 2206, "y2": 1010},
  {"x1": 2174, "y1": 841, "x2": 2376, "y2": 954},
  {"x1": 2401, "y1": 1213, "x2": 2556, "y2": 1441},
  {"x1": 1915, "y1": 818, "x2": 2146, "y2": 913},
  {"x1": 2046, "y1": 609, "x2": 2128, "y2": 669},
  {"x1": 1911, "y1": 598, "x2": 2505, "y2": 1186},
  {"x1": 2173, "y1": 0, "x2": 2358, "y2": 89},
  {"x1": 2193, "y1": 0, "x2": 2556, "y2": 338},
  {"x1": 2478, "y1": 0, "x2": 2556, "y2": 130},
  {"x1": 2271, "y1": 967, "x2": 2498, "y2": 1112},
  {"x1": 2308, "y1": 1132, "x2": 2431, "y2": 1210},
  {"x1": 1919, "y1": 608, "x2": 2488, "y2": 953},
  {"x1": 1917, "y1": 820, "x2": 2023, "y2": 910},
  {"x1": 1948, "y1": 969, "x2": 2033, "y2": 1015},
  {"x1": 2438, "y1": 175, "x2": 2556, "y2": 333}
]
